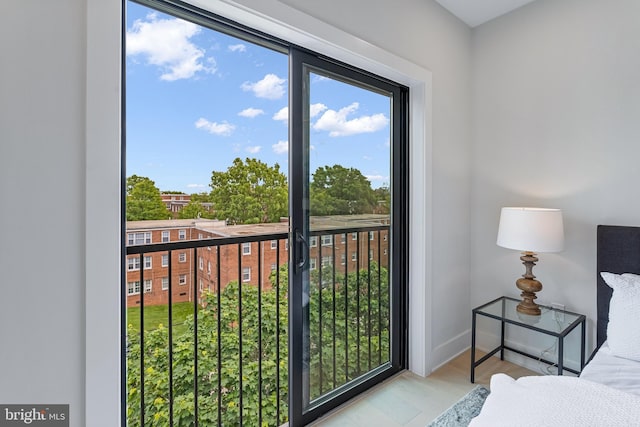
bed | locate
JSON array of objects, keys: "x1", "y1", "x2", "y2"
[{"x1": 469, "y1": 225, "x2": 640, "y2": 426}]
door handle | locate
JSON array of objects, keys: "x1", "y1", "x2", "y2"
[{"x1": 295, "y1": 229, "x2": 309, "y2": 270}]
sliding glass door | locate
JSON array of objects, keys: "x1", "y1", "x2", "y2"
[
  {"x1": 124, "y1": 2, "x2": 408, "y2": 426},
  {"x1": 289, "y1": 50, "x2": 408, "y2": 425}
]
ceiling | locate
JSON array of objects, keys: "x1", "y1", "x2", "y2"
[{"x1": 434, "y1": 0, "x2": 538, "y2": 27}]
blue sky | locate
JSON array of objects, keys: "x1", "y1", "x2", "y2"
[{"x1": 126, "y1": 1, "x2": 391, "y2": 193}]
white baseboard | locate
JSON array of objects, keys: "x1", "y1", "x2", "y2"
[{"x1": 430, "y1": 329, "x2": 471, "y2": 373}]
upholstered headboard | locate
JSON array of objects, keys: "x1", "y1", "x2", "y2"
[{"x1": 596, "y1": 225, "x2": 640, "y2": 348}]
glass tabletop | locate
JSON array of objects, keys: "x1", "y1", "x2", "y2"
[{"x1": 474, "y1": 297, "x2": 583, "y2": 334}]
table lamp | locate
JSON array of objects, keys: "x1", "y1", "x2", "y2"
[{"x1": 497, "y1": 207, "x2": 564, "y2": 315}]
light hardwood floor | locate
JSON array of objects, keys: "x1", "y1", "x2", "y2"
[{"x1": 308, "y1": 349, "x2": 537, "y2": 427}]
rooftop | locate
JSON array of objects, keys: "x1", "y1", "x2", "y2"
[{"x1": 126, "y1": 214, "x2": 390, "y2": 237}]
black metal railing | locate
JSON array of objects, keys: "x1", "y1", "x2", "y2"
[{"x1": 125, "y1": 225, "x2": 390, "y2": 426}]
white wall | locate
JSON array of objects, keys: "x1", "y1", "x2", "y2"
[
  {"x1": 471, "y1": 0, "x2": 640, "y2": 361},
  {"x1": 0, "y1": 0, "x2": 87, "y2": 425}
]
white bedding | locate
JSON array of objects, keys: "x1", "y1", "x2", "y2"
[
  {"x1": 580, "y1": 341, "x2": 640, "y2": 397},
  {"x1": 469, "y1": 373, "x2": 640, "y2": 427}
]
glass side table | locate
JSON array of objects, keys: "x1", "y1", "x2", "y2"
[{"x1": 471, "y1": 296, "x2": 586, "y2": 383}]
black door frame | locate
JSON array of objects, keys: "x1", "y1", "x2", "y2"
[{"x1": 288, "y1": 47, "x2": 409, "y2": 426}]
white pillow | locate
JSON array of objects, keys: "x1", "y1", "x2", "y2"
[{"x1": 600, "y1": 272, "x2": 640, "y2": 361}]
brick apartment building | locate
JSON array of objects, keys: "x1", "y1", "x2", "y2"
[
  {"x1": 160, "y1": 193, "x2": 214, "y2": 218},
  {"x1": 126, "y1": 215, "x2": 390, "y2": 307}
]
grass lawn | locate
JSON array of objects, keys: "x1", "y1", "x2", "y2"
[{"x1": 126, "y1": 301, "x2": 199, "y2": 335}]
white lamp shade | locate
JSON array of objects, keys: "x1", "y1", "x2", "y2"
[{"x1": 497, "y1": 207, "x2": 564, "y2": 253}]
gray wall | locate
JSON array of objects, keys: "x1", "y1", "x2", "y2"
[
  {"x1": 1, "y1": 0, "x2": 86, "y2": 424},
  {"x1": 471, "y1": 0, "x2": 640, "y2": 357}
]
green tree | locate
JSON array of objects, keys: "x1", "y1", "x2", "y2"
[
  {"x1": 127, "y1": 280, "x2": 289, "y2": 427},
  {"x1": 189, "y1": 192, "x2": 213, "y2": 204},
  {"x1": 210, "y1": 158, "x2": 288, "y2": 225},
  {"x1": 127, "y1": 174, "x2": 151, "y2": 195},
  {"x1": 126, "y1": 261, "x2": 389, "y2": 426},
  {"x1": 126, "y1": 175, "x2": 171, "y2": 221},
  {"x1": 310, "y1": 165, "x2": 376, "y2": 216},
  {"x1": 177, "y1": 201, "x2": 213, "y2": 219},
  {"x1": 307, "y1": 262, "x2": 390, "y2": 399},
  {"x1": 372, "y1": 185, "x2": 390, "y2": 214}
]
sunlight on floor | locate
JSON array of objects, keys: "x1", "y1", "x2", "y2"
[{"x1": 308, "y1": 349, "x2": 536, "y2": 426}]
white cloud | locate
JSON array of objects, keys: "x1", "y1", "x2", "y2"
[
  {"x1": 126, "y1": 13, "x2": 215, "y2": 81},
  {"x1": 195, "y1": 118, "x2": 236, "y2": 136},
  {"x1": 187, "y1": 183, "x2": 206, "y2": 189},
  {"x1": 272, "y1": 140, "x2": 288, "y2": 154},
  {"x1": 272, "y1": 103, "x2": 324, "y2": 125},
  {"x1": 365, "y1": 174, "x2": 389, "y2": 182},
  {"x1": 241, "y1": 74, "x2": 286, "y2": 100},
  {"x1": 310, "y1": 103, "x2": 327, "y2": 118},
  {"x1": 363, "y1": 155, "x2": 373, "y2": 160},
  {"x1": 228, "y1": 43, "x2": 246, "y2": 53},
  {"x1": 238, "y1": 108, "x2": 264, "y2": 118},
  {"x1": 245, "y1": 145, "x2": 262, "y2": 154},
  {"x1": 272, "y1": 107, "x2": 288, "y2": 123},
  {"x1": 312, "y1": 102, "x2": 389, "y2": 137}
]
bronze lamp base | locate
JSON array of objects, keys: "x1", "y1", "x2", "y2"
[{"x1": 515, "y1": 252, "x2": 542, "y2": 315}]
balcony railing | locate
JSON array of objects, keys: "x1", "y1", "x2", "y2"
[{"x1": 125, "y1": 225, "x2": 390, "y2": 426}]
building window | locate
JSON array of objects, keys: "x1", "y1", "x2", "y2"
[
  {"x1": 198, "y1": 233, "x2": 203, "y2": 239},
  {"x1": 179, "y1": 274, "x2": 187, "y2": 286},
  {"x1": 127, "y1": 257, "x2": 140, "y2": 271},
  {"x1": 161, "y1": 277, "x2": 169, "y2": 290},
  {"x1": 383, "y1": 234, "x2": 388, "y2": 242},
  {"x1": 199, "y1": 279, "x2": 203, "y2": 292},
  {"x1": 383, "y1": 249, "x2": 388, "y2": 256},
  {"x1": 341, "y1": 254, "x2": 346, "y2": 265},
  {"x1": 351, "y1": 252, "x2": 357, "y2": 262},
  {"x1": 178, "y1": 229, "x2": 186, "y2": 240},
  {"x1": 143, "y1": 256, "x2": 152, "y2": 269},
  {"x1": 207, "y1": 261, "x2": 211, "y2": 275},
  {"x1": 199, "y1": 257, "x2": 203, "y2": 270},
  {"x1": 127, "y1": 281, "x2": 140, "y2": 295},
  {"x1": 369, "y1": 249, "x2": 374, "y2": 260},
  {"x1": 128, "y1": 232, "x2": 151, "y2": 245},
  {"x1": 369, "y1": 231, "x2": 375, "y2": 241},
  {"x1": 341, "y1": 234, "x2": 346, "y2": 244},
  {"x1": 322, "y1": 256, "x2": 332, "y2": 267},
  {"x1": 242, "y1": 267, "x2": 251, "y2": 282},
  {"x1": 310, "y1": 236, "x2": 317, "y2": 247},
  {"x1": 144, "y1": 279, "x2": 152, "y2": 293},
  {"x1": 310, "y1": 258, "x2": 317, "y2": 270},
  {"x1": 242, "y1": 242, "x2": 251, "y2": 255},
  {"x1": 161, "y1": 254, "x2": 168, "y2": 267},
  {"x1": 352, "y1": 232, "x2": 358, "y2": 241},
  {"x1": 179, "y1": 252, "x2": 186, "y2": 263},
  {"x1": 285, "y1": 239, "x2": 288, "y2": 251},
  {"x1": 321, "y1": 235, "x2": 333, "y2": 246},
  {"x1": 161, "y1": 231, "x2": 169, "y2": 243},
  {"x1": 271, "y1": 240, "x2": 277, "y2": 249},
  {"x1": 271, "y1": 263, "x2": 277, "y2": 271}
]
